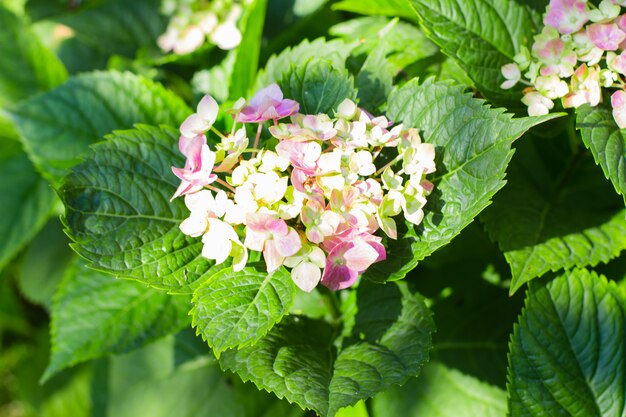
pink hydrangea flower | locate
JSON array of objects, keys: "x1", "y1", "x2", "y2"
[
  {"x1": 283, "y1": 245, "x2": 326, "y2": 292},
  {"x1": 171, "y1": 135, "x2": 218, "y2": 199},
  {"x1": 543, "y1": 0, "x2": 589, "y2": 34},
  {"x1": 320, "y1": 234, "x2": 386, "y2": 291},
  {"x1": 300, "y1": 199, "x2": 341, "y2": 244},
  {"x1": 244, "y1": 212, "x2": 302, "y2": 272},
  {"x1": 275, "y1": 140, "x2": 322, "y2": 174},
  {"x1": 532, "y1": 27, "x2": 577, "y2": 77},
  {"x1": 544, "y1": 0, "x2": 589, "y2": 34},
  {"x1": 611, "y1": 89, "x2": 626, "y2": 128},
  {"x1": 270, "y1": 114, "x2": 337, "y2": 142},
  {"x1": 587, "y1": 22, "x2": 626, "y2": 50},
  {"x1": 237, "y1": 84, "x2": 299, "y2": 123},
  {"x1": 563, "y1": 63, "x2": 601, "y2": 108}
]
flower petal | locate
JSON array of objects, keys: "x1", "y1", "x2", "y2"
[{"x1": 291, "y1": 262, "x2": 321, "y2": 292}]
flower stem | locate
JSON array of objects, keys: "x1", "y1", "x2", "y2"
[
  {"x1": 215, "y1": 177, "x2": 235, "y2": 192},
  {"x1": 375, "y1": 153, "x2": 403, "y2": 176},
  {"x1": 210, "y1": 126, "x2": 227, "y2": 140},
  {"x1": 252, "y1": 123, "x2": 263, "y2": 157}
]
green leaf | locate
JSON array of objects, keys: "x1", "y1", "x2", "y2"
[
  {"x1": 0, "y1": 5, "x2": 67, "y2": 105},
  {"x1": 25, "y1": 0, "x2": 77, "y2": 21},
  {"x1": 0, "y1": 139, "x2": 56, "y2": 272},
  {"x1": 9, "y1": 70, "x2": 191, "y2": 186},
  {"x1": 482, "y1": 134, "x2": 626, "y2": 294},
  {"x1": 220, "y1": 281, "x2": 435, "y2": 417},
  {"x1": 409, "y1": 0, "x2": 540, "y2": 106},
  {"x1": 577, "y1": 104, "x2": 626, "y2": 204},
  {"x1": 101, "y1": 331, "x2": 302, "y2": 417},
  {"x1": 228, "y1": 0, "x2": 268, "y2": 100},
  {"x1": 372, "y1": 362, "x2": 506, "y2": 417},
  {"x1": 191, "y1": 266, "x2": 296, "y2": 354},
  {"x1": 39, "y1": 366, "x2": 92, "y2": 417},
  {"x1": 370, "y1": 79, "x2": 557, "y2": 282},
  {"x1": 16, "y1": 218, "x2": 74, "y2": 309},
  {"x1": 354, "y1": 33, "x2": 394, "y2": 112},
  {"x1": 55, "y1": 0, "x2": 166, "y2": 57},
  {"x1": 61, "y1": 125, "x2": 223, "y2": 293},
  {"x1": 280, "y1": 58, "x2": 357, "y2": 115},
  {"x1": 332, "y1": 0, "x2": 416, "y2": 21},
  {"x1": 508, "y1": 268, "x2": 626, "y2": 417},
  {"x1": 43, "y1": 259, "x2": 191, "y2": 382},
  {"x1": 255, "y1": 38, "x2": 355, "y2": 91},
  {"x1": 329, "y1": 16, "x2": 439, "y2": 76}
]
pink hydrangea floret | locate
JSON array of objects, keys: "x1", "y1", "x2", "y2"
[
  {"x1": 544, "y1": 0, "x2": 589, "y2": 34},
  {"x1": 237, "y1": 83, "x2": 299, "y2": 123}
]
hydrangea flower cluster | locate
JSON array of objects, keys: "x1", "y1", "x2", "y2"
[
  {"x1": 501, "y1": 0, "x2": 626, "y2": 127},
  {"x1": 158, "y1": 0, "x2": 246, "y2": 54},
  {"x1": 171, "y1": 84, "x2": 436, "y2": 292}
]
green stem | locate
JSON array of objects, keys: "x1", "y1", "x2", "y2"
[
  {"x1": 375, "y1": 153, "x2": 403, "y2": 176},
  {"x1": 210, "y1": 125, "x2": 227, "y2": 140}
]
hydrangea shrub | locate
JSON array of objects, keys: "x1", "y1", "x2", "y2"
[{"x1": 1, "y1": 1, "x2": 625, "y2": 417}]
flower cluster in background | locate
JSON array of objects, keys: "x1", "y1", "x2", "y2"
[
  {"x1": 158, "y1": 0, "x2": 247, "y2": 54},
  {"x1": 501, "y1": 0, "x2": 626, "y2": 127},
  {"x1": 171, "y1": 84, "x2": 436, "y2": 292}
]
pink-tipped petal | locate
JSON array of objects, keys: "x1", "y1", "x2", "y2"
[
  {"x1": 237, "y1": 83, "x2": 299, "y2": 123},
  {"x1": 263, "y1": 240, "x2": 284, "y2": 272},
  {"x1": 180, "y1": 114, "x2": 207, "y2": 138}
]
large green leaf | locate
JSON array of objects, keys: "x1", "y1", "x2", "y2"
[
  {"x1": 577, "y1": 104, "x2": 626, "y2": 204},
  {"x1": 9, "y1": 70, "x2": 190, "y2": 186},
  {"x1": 61, "y1": 125, "x2": 223, "y2": 293},
  {"x1": 43, "y1": 259, "x2": 191, "y2": 382},
  {"x1": 279, "y1": 58, "x2": 357, "y2": 115},
  {"x1": 369, "y1": 79, "x2": 557, "y2": 282},
  {"x1": 372, "y1": 362, "x2": 506, "y2": 417},
  {"x1": 508, "y1": 268, "x2": 626, "y2": 417},
  {"x1": 409, "y1": 0, "x2": 540, "y2": 106},
  {"x1": 329, "y1": 16, "x2": 439, "y2": 76},
  {"x1": 100, "y1": 331, "x2": 305, "y2": 417},
  {"x1": 191, "y1": 266, "x2": 295, "y2": 354},
  {"x1": 0, "y1": 139, "x2": 57, "y2": 272},
  {"x1": 219, "y1": 281, "x2": 435, "y2": 417},
  {"x1": 354, "y1": 34, "x2": 393, "y2": 112},
  {"x1": 254, "y1": 38, "x2": 355, "y2": 91},
  {"x1": 0, "y1": 5, "x2": 67, "y2": 105},
  {"x1": 482, "y1": 134, "x2": 626, "y2": 294}
]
